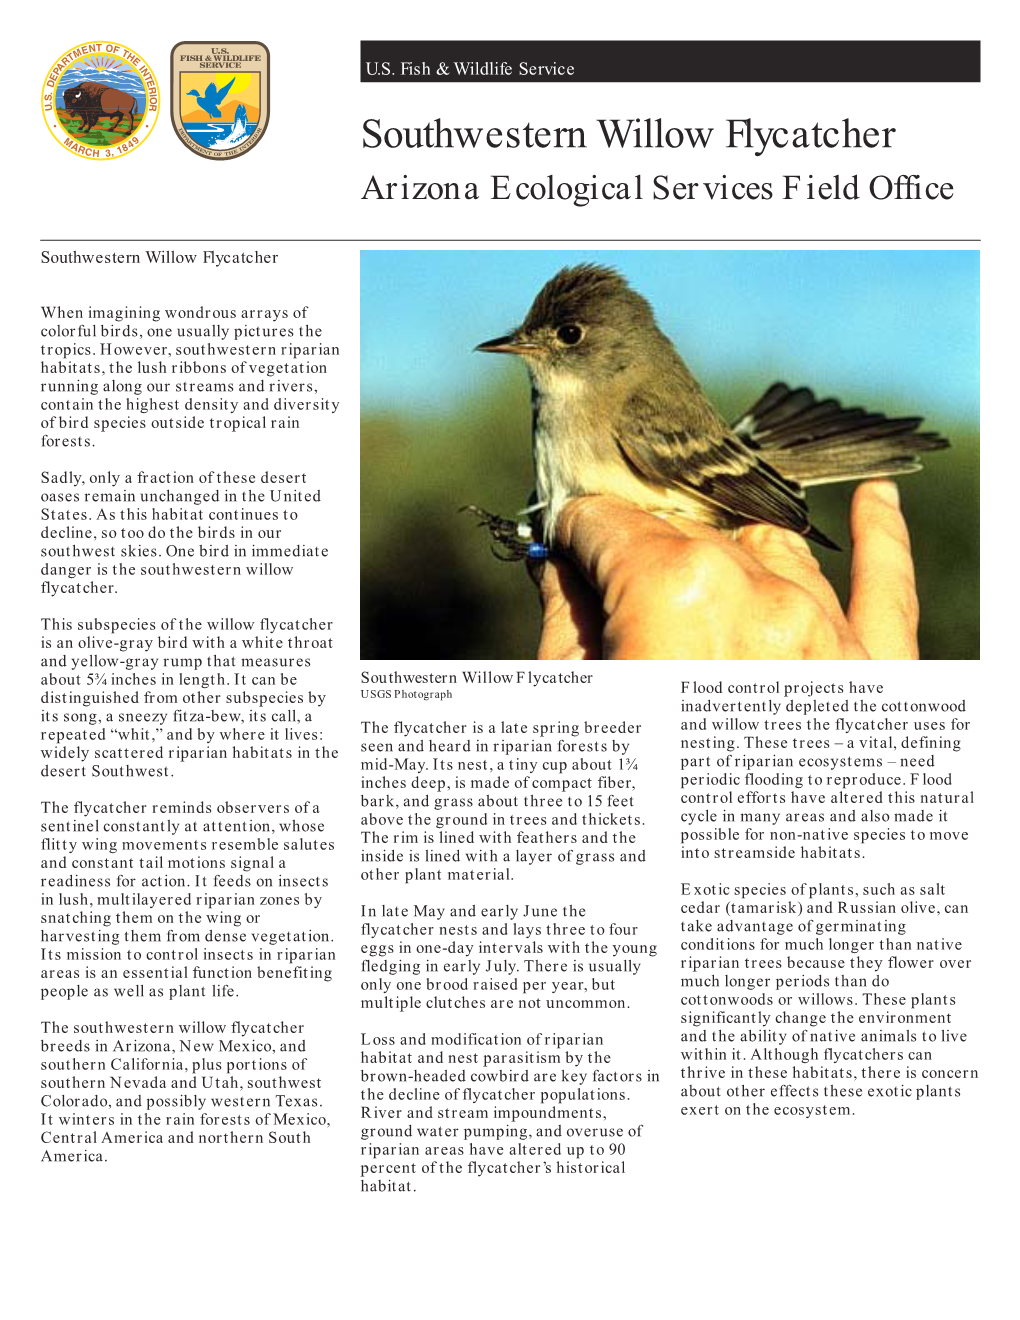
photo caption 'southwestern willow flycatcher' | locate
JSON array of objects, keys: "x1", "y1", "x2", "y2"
[{"x1": 468, "y1": 265, "x2": 949, "y2": 557}]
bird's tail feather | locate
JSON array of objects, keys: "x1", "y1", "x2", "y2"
[{"x1": 732, "y1": 382, "x2": 950, "y2": 488}]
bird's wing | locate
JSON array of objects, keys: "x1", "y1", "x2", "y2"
[
  {"x1": 204, "y1": 83, "x2": 218, "y2": 99},
  {"x1": 215, "y1": 77, "x2": 236, "y2": 103},
  {"x1": 730, "y1": 381, "x2": 949, "y2": 486},
  {"x1": 613, "y1": 400, "x2": 837, "y2": 547}
]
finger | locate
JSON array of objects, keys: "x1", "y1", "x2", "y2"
[
  {"x1": 847, "y1": 481, "x2": 920, "y2": 660},
  {"x1": 737, "y1": 523, "x2": 867, "y2": 656},
  {"x1": 531, "y1": 557, "x2": 603, "y2": 660}
]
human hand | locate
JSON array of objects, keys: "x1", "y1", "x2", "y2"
[{"x1": 532, "y1": 481, "x2": 919, "y2": 660}]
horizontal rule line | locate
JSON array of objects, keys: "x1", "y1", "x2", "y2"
[{"x1": 39, "y1": 238, "x2": 982, "y2": 243}]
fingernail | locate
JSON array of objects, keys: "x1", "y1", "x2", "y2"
[{"x1": 871, "y1": 481, "x2": 900, "y2": 508}]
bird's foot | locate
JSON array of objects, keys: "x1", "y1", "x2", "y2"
[{"x1": 460, "y1": 505, "x2": 548, "y2": 562}]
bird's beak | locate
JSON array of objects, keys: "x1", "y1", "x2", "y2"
[{"x1": 474, "y1": 333, "x2": 539, "y2": 355}]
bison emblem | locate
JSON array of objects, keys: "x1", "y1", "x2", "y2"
[{"x1": 62, "y1": 82, "x2": 137, "y2": 135}]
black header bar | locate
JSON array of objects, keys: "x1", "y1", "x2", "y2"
[{"x1": 361, "y1": 40, "x2": 980, "y2": 83}]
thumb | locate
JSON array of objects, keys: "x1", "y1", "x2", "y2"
[{"x1": 530, "y1": 557, "x2": 603, "y2": 660}]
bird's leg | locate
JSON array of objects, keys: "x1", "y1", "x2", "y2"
[{"x1": 460, "y1": 505, "x2": 548, "y2": 562}]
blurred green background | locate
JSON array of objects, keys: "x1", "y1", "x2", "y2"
[{"x1": 361, "y1": 251, "x2": 979, "y2": 660}]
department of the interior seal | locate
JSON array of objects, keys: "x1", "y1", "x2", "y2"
[{"x1": 42, "y1": 43, "x2": 160, "y2": 160}]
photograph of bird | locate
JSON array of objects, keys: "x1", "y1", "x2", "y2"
[{"x1": 470, "y1": 264, "x2": 950, "y2": 557}]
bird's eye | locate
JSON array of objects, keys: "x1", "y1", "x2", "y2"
[{"x1": 556, "y1": 324, "x2": 584, "y2": 345}]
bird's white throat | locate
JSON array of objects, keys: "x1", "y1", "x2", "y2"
[
  {"x1": 530, "y1": 369, "x2": 654, "y2": 543},
  {"x1": 530, "y1": 371, "x2": 596, "y2": 542}
]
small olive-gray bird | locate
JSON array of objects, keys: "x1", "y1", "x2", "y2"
[{"x1": 471, "y1": 264, "x2": 948, "y2": 555}]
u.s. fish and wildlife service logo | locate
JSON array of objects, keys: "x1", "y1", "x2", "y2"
[
  {"x1": 41, "y1": 42, "x2": 159, "y2": 159},
  {"x1": 171, "y1": 42, "x2": 269, "y2": 159}
]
